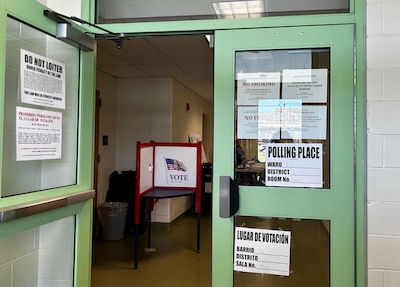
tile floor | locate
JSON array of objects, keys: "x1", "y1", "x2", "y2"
[
  {"x1": 91, "y1": 210, "x2": 212, "y2": 287},
  {"x1": 91, "y1": 210, "x2": 330, "y2": 287}
]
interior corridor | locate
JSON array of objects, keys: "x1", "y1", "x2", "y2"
[{"x1": 91, "y1": 210, "x2": 212, "y2": 287}]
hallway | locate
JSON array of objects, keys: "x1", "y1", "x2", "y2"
[{"x1": 91, "y1": 211, "x2": 212, "y2": 287}]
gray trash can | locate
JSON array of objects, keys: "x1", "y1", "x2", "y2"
[{"x1": 98, "y1": 202, "x2": 128, "y2": 240}]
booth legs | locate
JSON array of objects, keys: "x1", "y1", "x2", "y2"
[
  {"x1": 196, "y1": 212, "x2": 201, "y2": 252},
  {"x1": 147, "y1": 209, "x2": 152, "y2": 249},
  {"x1": 134, "y1": 225, "x2": 139, "y2": 269},
  {"x1": 134, "y1": 201, "x2": 201, "y2": 269}
]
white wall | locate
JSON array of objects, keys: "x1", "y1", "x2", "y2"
[
  {"x1": 171, "y1": 78, "x2": 213, "y2": 161},
  {"x1": 366, "y1": 0, "x2": 400, "y2": 285},
  {"x1": 116, "y1": 78, "x2": 173, "y2": 170},
  {"x1": 116, "y1": 78, "x2": 174, "y2": 223},
  {"x1": 96, "y1": 70, "x2": 118, "y2": 205}
]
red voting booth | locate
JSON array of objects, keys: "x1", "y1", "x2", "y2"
[{"x1": 134, "y1": 141, "x2": 202, "y2": 269}]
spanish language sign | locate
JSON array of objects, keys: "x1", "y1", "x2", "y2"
[
  {"x1": 234, "y1": 227, "x2": 291, "y2": 276},
  {"x1": 237, "y1": 106, "x2": 259, "y2": 139},
  {"x1": 16, "y1": 106, "x2": 62, "y2": 161},
  {"x1": 20, "y1": 49, "x2": 66, "y2": 109},
  {"x1": 265, "y1": 143, "x2": 323, "y2": 188}
]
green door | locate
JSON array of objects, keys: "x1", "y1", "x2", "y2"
[
  {"x1": 213, "y1": 25, "x2": 354, "y2": 287},
  {"x1": 0, "y1": 1, "x2": 95, "y2": 286}
]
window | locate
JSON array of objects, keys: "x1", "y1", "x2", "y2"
[
  {"x1": 96, "y1": 0, "x2": 349, "y2": 23},
  {"x1": 234, "y1": 49, "x2": 330, "y2": 188},
  {"x1": 2, "y1": 17, "x2": 80, "y2": 197}
]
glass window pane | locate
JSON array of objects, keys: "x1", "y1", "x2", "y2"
[
  {"x1": 234, "y1": 216, "x2": 330, "y2": 287},
  {"x1": 2, "y1": 17, "x2": 79, "y2": 197},
  {"x1": 0, "y1": 216, "x2": 75, "y2": 286},
  {"x1": 235, "y1": 49, "x2": 330, "y2": 188},
  {"x1": 96, "y1": 0, "x2": 349, "y2": 23}
]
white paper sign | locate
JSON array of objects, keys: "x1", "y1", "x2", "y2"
[
  {"x1": 234, "y1": 227, "x2": 291, "y2": 276},
  {"x1": 20, "y1": 49, "x2": 66, "y2": 109},
  {"x1": 282, "y1": 69, "x2": 327, "y2": 103},
  {"x1": 265, "y1": 143, "x2": 323, "y2": 188},
  {"x1": 237, "y1": 72, "x2": 281, "y2": 105},
  {"x1": 302, "y1": 105, "x2": 327, "y2": 140},
  {"x1": 281, "y1": 100, "x2": 302, "y2": 140},
  {"x1": 16, "y1": 106, "x2": 62, "y2": 161},
  {"x1": 237, "y1": 107, "x2": 259, "y2": 139},
  {"x1": 154, "y1": 146, "x2": 197, "y2": 187}
]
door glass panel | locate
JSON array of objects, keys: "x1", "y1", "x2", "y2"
[
  {"x1": 0, "y1": 216, "x2": 75, "y2": 286},
  {"x1": 235, "y1": 49, "x2": 330, "y2": 188},
  {"x1": 97, "y1": 0, "x2": 349, "y2": 23},
  {"x1": 2, "y1": 17, "x2": 80, "y2": 197},
  {"x1": 234, "y1": 216, "x2": 330, "y2": 287}
]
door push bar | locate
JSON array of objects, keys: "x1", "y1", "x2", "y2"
[{"x1": 0, "y1": 190, "x2": 95, "y2": 223}]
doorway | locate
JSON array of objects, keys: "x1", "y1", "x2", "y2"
[
  {"x1": 92, "y1": 34, "x2": 214, "y2": 285},
  {"x1": 94, "y1": 34, "x2": 214, "y2": 207}
]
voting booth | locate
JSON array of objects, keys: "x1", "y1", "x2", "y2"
[{"x1": 134, "y1": 141, "x2": 202, "y2": 268}]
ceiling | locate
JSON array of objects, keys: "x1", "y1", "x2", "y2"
[{"x1": 96, "y1": 35, "x2": 214, "y2": 103}]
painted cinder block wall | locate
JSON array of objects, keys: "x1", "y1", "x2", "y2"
[
  {"x1": 366, "y1": 0, "x2": 400, "y2": 285},
  {"x1": 0, "y1": 217, "x2": 74, "y2": 287}
]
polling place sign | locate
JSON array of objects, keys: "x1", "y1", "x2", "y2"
[
  {"x1": 265, "y1": 143, "x2": 323, "y2": 188},
  {"x1": 234, "y1": 227, "x2": 291, "y2": 276}
]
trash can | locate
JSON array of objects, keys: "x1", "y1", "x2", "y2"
[{"x1": 98, "y1": 202, "x2": 128, "y2": 240}]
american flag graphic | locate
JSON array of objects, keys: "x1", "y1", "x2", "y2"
[{"x1": 165, "y1": 158, "x2": 187, "y2": 172}]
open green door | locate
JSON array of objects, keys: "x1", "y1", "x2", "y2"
[
  {"x1": 0, "y1": 1, "x2": 95, "y2": 286},
  {"x1": 213, "y1": 25, "x2": 355, "y2": 287}
]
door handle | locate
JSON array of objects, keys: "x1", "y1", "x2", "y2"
[{"x1": 219, "y1": 176, "x2": 239, "y2": 218}]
